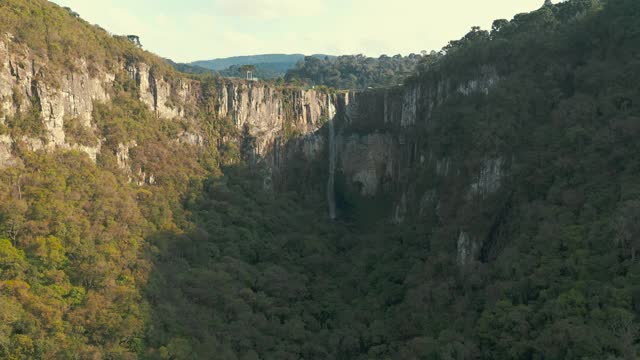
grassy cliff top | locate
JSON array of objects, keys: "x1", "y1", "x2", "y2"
[{"x1": 0, "y1": 0, "x2": 174, "y2": 77}]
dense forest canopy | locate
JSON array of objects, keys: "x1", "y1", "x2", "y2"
[
  {"x1": 182, "y1": 54, "x2": 336, "y2": 80},
  {"x1": 285, "y1": 53, "x2": 425, "y2": 89},
  {"x1": 1, "y1": 0, "x2": 640, "y2": 359}
]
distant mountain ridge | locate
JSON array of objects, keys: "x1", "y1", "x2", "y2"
[
  {"x1": 190, "y1": 54, "x2": 334, "y2": 71},
  {"x1": 163, "y1": 58, "x2": 214, "y2": 75}
]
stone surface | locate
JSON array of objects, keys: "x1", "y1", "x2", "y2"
[
  {"x1": 0, "y1": 134, "x2": 15, "y2": 167},
  {"x1": 0, "y1": 35, "x2": 109, "y2": 164},
  {"x1": 457, "y1": 231, "x2": 476, "y2": 266},
  {"x1": 469, "y1": 157, "x2": 504, "y2": 199},
  {"x1": 0, "y1": 28, "x2": 506, "y2": 251},
  {"x1": 338, "y1": 133, "x2": 395, "y2": 196}
]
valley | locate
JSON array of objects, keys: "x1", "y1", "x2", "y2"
[{"x1": 0, "y1": 0, "x2": 638, "y2": 359}]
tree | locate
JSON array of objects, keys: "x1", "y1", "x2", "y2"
[
  {"x1": 616, "y1": 200, "x2": 640, "y2": 261},
  {"x1": 0, "y1": 239, "x2": 26, "y2": 280},
  {"x1": 239, "y1": 65, "x2": 257, "y2": 79}
]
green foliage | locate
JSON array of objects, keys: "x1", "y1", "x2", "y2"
[
  {"x1": 0, "y1": 239, "x2": 26, "y2": 279},
  {"x1": 191, "y1": 54, "x2": 335, "y2": 79},
  {"x1": 0, "y1": 152, "x2": 149, "y2": 358},
  {"x1": 4, "y1": 109, "x2": 45, "y2": 140},
  {"x1": 93, "y1": 93, "x2": 158, "y2": 146},
  {"x1": 219, "y1": 63, "x2": 284, "y2": 80},
  {"x1": 0, "y1": 0, "x2": 175, "y2": 82},
  {"x1": 4, "y1": 87, "x2": 46, "y2": 139},
  {"x1": 285, "y1": 54, "x2": 423, "y2": 89},
  {"x1": 63, "y1": 117, "x2": 99, "y2": 147},
  {"x1": 139, "y1": 1, "x2": 640, "y2": 359}
]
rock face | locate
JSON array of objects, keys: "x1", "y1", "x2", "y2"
[
  {"x1": 316, "y1": 68, "x2": 503, "y2": 207},
  {"x1": 277, "y1": 66, "x2": 507, "y2": 266},
  {"x1": 0, "y1": 134, "x2": 14, "y2": 168},
  {"x1": 0, "y1": 32, "x2": 340, "y2": 180},
  {"x1": 327, "y1": 117, "x2": 337, "y2": 219},
  {"x1": 0, "y1": 35, "x2": 112, "y2": 160},
  {"x1": 457, "y1": 231, "x2": 476, "y2": 266},
  {"x1": 126, "y1": 62, "x2": 195, "y2": 119},
  {"x1": 469, "y1": 157, "x2": 505, "y2": 199},
  {"x1": 337, "y1": 133, "x2": 395, "y2": 196},
  {"x1": 215, "y1": 83, "x2": 337, "y2": 158},
  {"x1": 0, "y1": 28, "x2": 506, "y2": 265}
]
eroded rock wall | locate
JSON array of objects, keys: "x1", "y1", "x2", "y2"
[
  {"x1": 0, "y1": 34, "x2": 112, "y2": 161},
  {"x1": 0, "y1": 32, "x2": 341, "y2": 182},
  {"x1": 0, "y1": 28, "x2": 509, "y2": 265},
  {"x1": 287, "y1": 66, "x2": 508, "y2": 267}
]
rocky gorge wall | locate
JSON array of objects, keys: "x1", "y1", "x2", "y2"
[
  {"x1": 0, "y1": 34, "x2": 112, "y2": 163},
  {"x1": 0, "y1": 32, "x2": 339, "y2": 185},
  {"x1": 276, "y1": 65, "x2": 508, "y2": 266},
  {"x1": 0, "y1": 29, "x2": 507, "y2": 266},
  {"x1": 327, "y1": 65, "x2": 503, "y2": 210}
]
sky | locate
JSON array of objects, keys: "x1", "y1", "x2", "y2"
[{"x1": 52, "y1": 0, "x2": 547, "y2": 63}]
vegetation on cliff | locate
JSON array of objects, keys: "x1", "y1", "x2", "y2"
[{"x1": 0, "y1": 0, "x2": 174, "y2": 77}]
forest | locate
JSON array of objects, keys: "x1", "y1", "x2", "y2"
[
  {"x1": 0, "y1": 0, "x2": 639, "y2": 359},
  {"x1": 285, "y1": 54, "x2": 425, "y2": 89}
]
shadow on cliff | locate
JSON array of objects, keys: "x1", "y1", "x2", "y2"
[
  {"x1": 139, "y1": 89, "x2": 428, "y2": 358},
  {"x1": 139, "y1": 163, "x2": 349, "y2": 358},
  {"x1": 252, "y1": 90, "x2": 398, "y2": 226}
]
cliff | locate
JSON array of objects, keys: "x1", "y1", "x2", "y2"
[
  {"x1": 274, "y1": 65, "x2": 506, "y2": 265},
  {"x1": 5, "y1": 1, "x2": 640, "y2": 359},
  {"x1": 0, "y1": 31, "x2": 339, "y2": 186},
  {"x1": 0, "y1": 23, "x2": 504, "y2": 267},
  {"x1": 0, "y1": 0, "x2": 616, "y2": 273}
]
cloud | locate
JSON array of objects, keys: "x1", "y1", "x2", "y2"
[{"x1": 213, "y1": 0, "x2": 325, "y2": 19}]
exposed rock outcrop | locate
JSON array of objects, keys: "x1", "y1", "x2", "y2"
[
  {"x1": 215, "y1": 83, "x2": 338, "y2": 158},
  {"x1": 0, "y1": 35, "x2": 110, "y2": 161},
  {"x1": 271, "y1": 65, "x2": 506, "y2": 267},
  {"x1": 0, "y1": 134, "x2": 15, "y2": 168},
  {"x1": 457, "y1": 231, "x2": 477, "y2": 266},
  {"x1": 126, "y1": 62, "x2": 193, "y2": 119},
  {"x1": 337, "y1": 133, "x2": 395, "y2": 196},
  {"x1": 0, "y1": 32, "x2": 342, "y2": 181},
  {"x1": 469, "y1": 157, "x2": 505, "y2": 199},
  {"x1": 116, "y1": 140, "x2": 137, "y2": 170}
]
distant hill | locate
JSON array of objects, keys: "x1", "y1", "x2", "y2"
[
  {"x1": 190, "y1": 54, "x2": 335, "y2": 78},
  {"x1": 163, "y1": 58, "x2": 215, "y2": 75}
]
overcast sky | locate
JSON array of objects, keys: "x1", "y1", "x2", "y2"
[{"x1": 52, "y1": 0, "x2": 546, "y2": 63}]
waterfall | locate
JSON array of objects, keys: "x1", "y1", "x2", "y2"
[{"x1": 327, "y1": 97, "x2": 337, "y2": 220}]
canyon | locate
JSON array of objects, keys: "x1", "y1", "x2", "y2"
[
  {"x1": 0, "y1": 30, "x2": 504, "y2": 265},
  {"x1": 2, "y1": 1, "x2": 638, "y2": 358}
]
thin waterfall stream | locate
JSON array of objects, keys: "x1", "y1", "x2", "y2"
[{"x1": 327, "y1": 99, "x2": 337, "y2": 220}]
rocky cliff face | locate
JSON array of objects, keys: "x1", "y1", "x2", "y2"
[
  {"x1": 0, "y1": 32, "x2": 339, "y2": 182},
  {"x1": 276, "y1": 66, "x2": 506, "y2": 266},
  {"x1": 0, "y1": 29, "x2": 505, "y2": 266},
  {"x1": 215, "y1": 82, "x2": 337, "y2": 158},
  {"x1": 319, "y1": 66, "x2": 503, "y2": 210},
  {"x1": 0, "y1": 34, "x2": 112, "y2": 163}
]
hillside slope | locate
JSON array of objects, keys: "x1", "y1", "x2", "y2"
[{"x1": 0, "y1": 1, "x2": 336, "y2": 358}]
